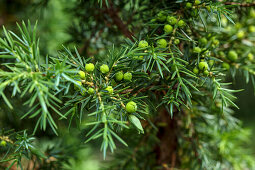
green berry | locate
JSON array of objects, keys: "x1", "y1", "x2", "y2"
[
  {"x1": 221, "y1": 17, "x2": 228, "y2": 27},
  {"x1": 177, "y1": 20, "x2": 185, "y2": 28},
  {"x1": 100, "y1": 64, "x2": 109, "y2": 74},
  {"x1": 124, "y1": 72, "x2": 132, "y2": 81},
  {"x1": 133, "y1": 56, "x2": 144, "y2": 60},
  {"x1": 115, "y1": 71, "x2": 124, "y2": 81},
  {"x1": 164, "y1": 24, "x2": 173, "y2": 34},
  {"x1": 203, "y1": 70, "x2": 209, "y2": 76},
  {"x1": 222, "y1": 62, "x2": 230, "y2": 70},
  {"x1": 157, "y1": 11, "x2": 166, "y2": 22},
  {"x1": 157, "y1": 39, "x2": 168, "y2": 48},
  {"x1": 235, "y1": 23, "x2": 242, "y2": 29},
  {"x1": 193, "y1": 47, "x2": 201, "y2": 53},
  {"x1": 0, "y1": 140, "x2": 6, "y2": 147},
  {"x1": 79, "y1": 71, "x2": 86, "y2": 79},
  {"x1": 186, "y1": 2, "x2": 192, "y2": 8},
  {"x1": 194, "y1": 0, "x2": 201, "y2": 5},
  {"x1": 88, "y1": 87, "x2": 95, "y2": 95},
  {"x1": 80, "y1": 90, "x2": 86, "y2": 96},
  {"x1": 209, "y1": 60, "x2": 215, "y2": 67},
  {"x1": 212, "y1": 39, "x2": 219, "y2": 46},
  {"x1": 74, "y1": 81, "x2": 82, "y2": 90},
  {"x1": 199, "y1": 37, "x2": 208, "y2": 46},
  {"x1": 228, "y1": 50, "x2": 238, "y2": 62},
  {"x1": 150, "y1": 19, "x2": 156, "y2": 23},
  {"x1": 206, "y1": 6, "x2": 211, "y2": 12},
  {"x1": 248, "y1": 53, "x2": 254, "y2": 61},
  {"x1": 138, "y1": 40, "x2": 149, "y2": 48},
  {"x1": 105, "y1": 86, "x2": 114, "y2": 94},
  {"x1": 167, "y1": 16, "x2": 177, "y2": 25},
  {"x1": 249, "y1": 26, "x2": 255, "y2": 33},
  {"x1": 85, "y1": 63, "x2": 95, "y2": 72},
  {"x1": 174, "y1": 39, "x2": 180, "y2": 45},
  {"x1": 236, "y1": 30, "x2": 245, "y2": 39},
  {"x1": 126, "y1": 101, "x2": 137, "y2": 113},
  {"x1": 193, "y1": 67, "x2": 199, "y2": 74},
  {"x1": 250, "y1": 9, "x2": 255, "y2": 18},
  {"x1": 198, "y1": 61, "x2": 208, "y2": 71},
  {"x1": 138, "y1": 56, "x2": 144, "y2": 60},
  {"x1": 219, "y1": 51, "x2": 226, "y2": 58}
]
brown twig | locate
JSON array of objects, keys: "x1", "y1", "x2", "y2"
[
  {"x1": 224, "y1": 2, "x2": 255, "y2": 7},
  {"x1": 103, "y1": 0, "x2": 135, "y2": 40}
]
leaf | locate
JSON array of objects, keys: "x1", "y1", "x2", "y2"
[{"x1": 128, "y1": 115, "x2": 144, "y2": 134}]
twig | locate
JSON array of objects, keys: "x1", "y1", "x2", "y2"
[
  {"x1": 224, "y1": 2, "x2": 255, "y2": 7},
  {"x1": 103, "y1": 0, "x2": 135, "y2": 40}
]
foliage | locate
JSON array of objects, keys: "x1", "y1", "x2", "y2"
[{"x1": 1, "y1": 0, "x2": 255, "y2": 169}]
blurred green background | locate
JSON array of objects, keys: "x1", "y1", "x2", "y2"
[{"x1": 232, "y1": 73, "x2": 255, "y2": 154}]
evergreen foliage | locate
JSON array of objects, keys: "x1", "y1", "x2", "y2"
[{"x1": 1, "y1": 0, "x2": 255, "y2": 169}]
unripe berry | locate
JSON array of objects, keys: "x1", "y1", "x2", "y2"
[
  {"x1": 138, "y1": 56, "x2": 144, "y2": 60},
  {"x1": 157, "y1": 39, "x2": 168, "y2": 48},
  {"x1": 199, "y1": 37, "x2": 208, "y2": 46},
  {"x1": 228, "y1": 50, "x2": 238, "y2": 62},
  {"x1": 126, "y1": 101, "x2": 137, "y2": 113},
  {"x1": 222, "y1": 62, "x2": 230, "y2": 70},
  {"x1": 212, "y1": 39, "x2": 219, "y2": 46},
  {"x1": 167, "y1": 16, "x2": 177, "y2": 25},
  {"x1": 74, "y1": 81, "x2": 82, "y2": 90},
  {"x1": 193, "y1": 67, "x2": 199, "y2": 74},
  {"x1": 186, "y1": 2, "x2": 192, "y2": 9},
  {"x1": 221, "y1": 17, "x2": 228, "y2": 27},
  {"x1": 150, "y1": 19, "x2": 156, "y2": 23},
  {"x1": 157, "y1": 11, "x2": 166, "y2": 22},
  {"x1": 85, "y1": 63, "x2": 95, "y2": 72},
  {"x1": 138, "y1": 40, "x2": 149, "y2": 48},
  {"x1": 115, "y1": 71, "x2": 124, "y2": 81},
  {"x1": 177, "y1": 20, "x2": 185, "y2": 28},
  {"x1": 79, "y1": 71, "x2": 86, "y2": 79},
  {"x1": 164, "y1": 24, "x2": 173, "y2": 34},
  {"x1": 100, "y1": 64, "x2": 109, "y2": 74},
  {"x1": 198, "y1": 61, "x2": 208, "y2": 71},
  {"x1": 80, "y1": 90, "x2": 86, "y2": 96},
  {"x1": 203, "y1": 70, "x2": 209, "y2": 76},
  {"x1": 88, "y1": 87, "x2": 95, "y2": 95},
  {"x1": 206, "y1": 6, "x2": 211, "y2": 12},
  {"x1": 124, "y1": 72, "x2": 132, "y2": 81},
  {"x1": 249, "y1": 26, "x2": 255, "y2": 33},
  {"x1": 248, "y1": 53, "x2": 254, "y2": 61},
  {"x1": 134, "y1": 56, "x2": 144, "y2": 60},
  {"x1": 236, "y1": 30, "x2": 245, "y2": 39},
  {"x1": 174, "y1": 39, "x2": 180, "y2": 45},
  {"x1": 105, "y1": 86, "x2": 113, "y2": 94},
  {"x1": 0, "y1": 140, "x2": 6, "y2": 147},
  {"x1": 209, "y1": 60, "x2": 215, "y2": 67},
  {"x1": 250, "y1": 9, "x2": 255, "y2": 18},
  {"x1": 194, "y1": 0, "x2": 201, "y2": 5},
  {"x1": 235, "y1": 22, "x2": 242, "y2": 29},
  {"x1": 193, "y1": 47, "x2": 201, "y2": 53},
  {"x1": 219, "y1": 51, "x2": 226, "y2": 58}
]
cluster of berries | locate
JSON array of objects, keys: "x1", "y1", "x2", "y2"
[{"x1": 75, "y1": 63, "x2": 137, "y2": 113}]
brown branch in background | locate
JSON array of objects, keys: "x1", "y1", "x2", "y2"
[
  {"x1": 79, "y1": 0, "x2": 135, "y2": 54},
  {"x1": 224, "y1": 2, "x2": 255, "y2": 7},
  {"x1": 103, "y1": 0, "x2": 135, "y2": 41},
  {"x1": 79, "y1": 28, "x2": 104, "y2": 54}
]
